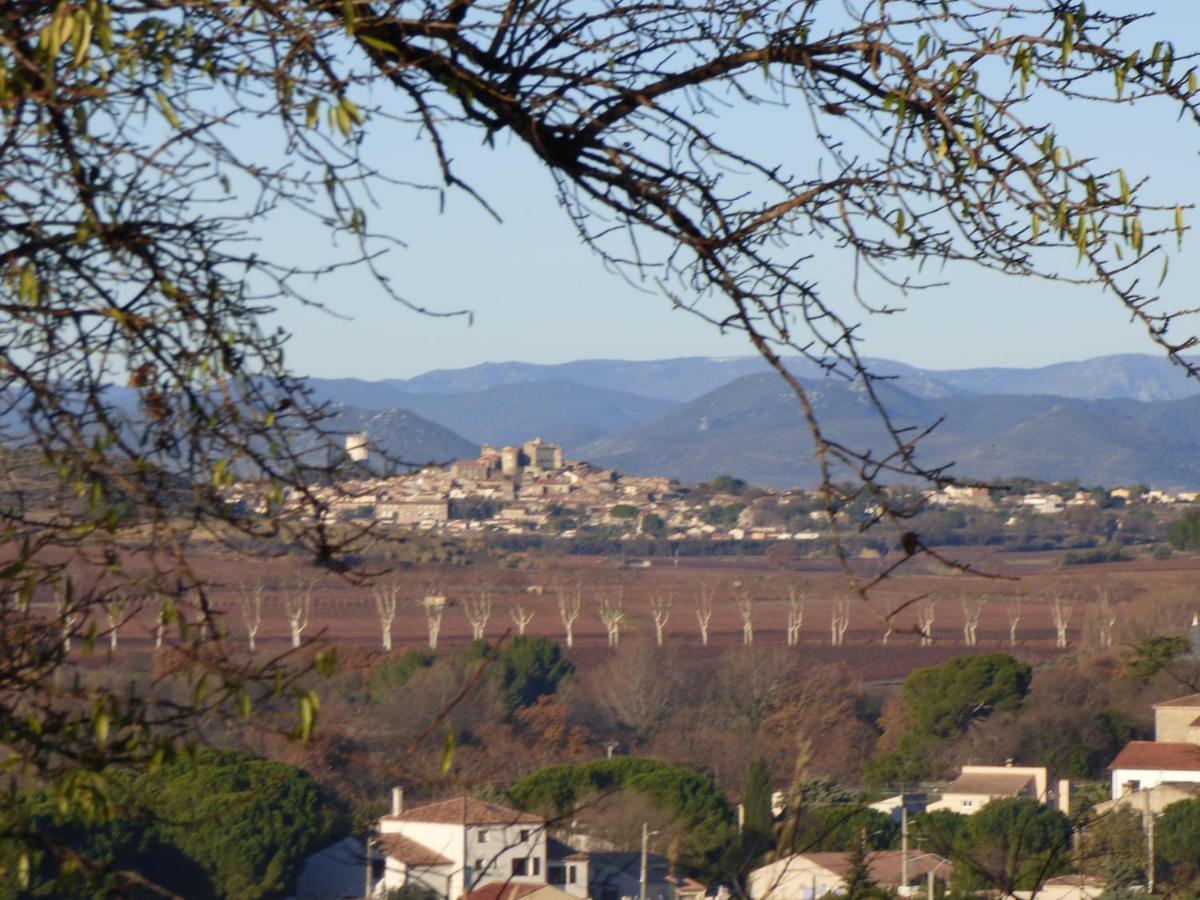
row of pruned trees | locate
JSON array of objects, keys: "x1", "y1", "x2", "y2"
[{"x1": 47, "y1": 580, "x2": 1127, "y2": 655}]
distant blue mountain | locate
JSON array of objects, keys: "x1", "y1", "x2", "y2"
[
  {"x1": 306, "y1": 377, "x2": 678, "y2": 448},
  {"x1": 576, "y1": 372, "x2": 1200, "y2": 488},
  {"x1": 382, "y1": 353, "x2": 1200, "y2": 404}
]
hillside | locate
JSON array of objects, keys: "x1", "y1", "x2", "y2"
[{"x1": 577, "y1": 374, "x2": 1200, "y2": 488}]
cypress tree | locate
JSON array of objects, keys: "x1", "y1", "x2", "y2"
[{"x1": 742, "y1": 757, "x2": 775, "y2": 861}]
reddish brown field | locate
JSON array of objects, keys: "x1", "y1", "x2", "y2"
[{"x1": 54, "y1": 546, "x2": 1200, "y2": 683}]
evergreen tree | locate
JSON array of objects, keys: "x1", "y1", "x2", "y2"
[
  {"x1": 842, "y1": 830, "x2": 880, "y2": 900},
  {"x1": 742, "y1": 758, "x2": 776, "y2": 861}
]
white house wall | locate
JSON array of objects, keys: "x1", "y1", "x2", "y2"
[
  {"x1": 747, "y1": 858, "x2": 841, "y2": 900},
  {"x1": 1111, "y1": 767, "x2": 1200, "y2": 798}
]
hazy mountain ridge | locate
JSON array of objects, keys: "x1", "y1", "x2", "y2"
[
  {"x1": 577, "y1": 374, "x2": 1200, "y2": 488},
  {"x1": 308, "y1": 378, "x2": 679, "y2": 448},
  {"x1": 381, "y1": 353, "x2": 1200, "y2": 404},
  {"x1": 300, "y1": 353, "x2": 1200, "y2": 487}
]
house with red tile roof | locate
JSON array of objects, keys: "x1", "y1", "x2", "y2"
[
  {"x1": 1108, "y1": 693, "x2": 1200, "y2": 799},
  {"x1": 747, "y1": 850, "x2": 951, "y2": 900},
  {"x1": 374, "y1": 790, "x2": 551, "y2": 899},
  {"x1": 925, "y1": 763, "x2": 1048, "y2": 816}
]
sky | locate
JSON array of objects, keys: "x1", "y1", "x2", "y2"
[{"x1": 261, "y1": 6, "x2": 1200, "y2": 382}]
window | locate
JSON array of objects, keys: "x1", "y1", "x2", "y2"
[
  {"x1": 475, "y1": 859, "x2": 483, "y2": 874},
  {"x1": 520, "y1": 829, "x2": 531, "y2": 841},
  {"x1": 961, "y1": 800, "x2": 974, "y2": 809},
  {"x1": 569, "y1": 866, "x2": 577, "y2": 885},
  {"x1": 533, "y1": 858, "x2": 541, "y2": 876},
  {"x1": 512, "y1": 858, "x2": 529, "y2": 877},
  {"x1": 478, "y1": 830, "x2": 489, "y2": 843}
]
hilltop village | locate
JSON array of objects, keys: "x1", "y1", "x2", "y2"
[{"x1": 227, "y1": 435, "x2": 1200, "y2": 545}]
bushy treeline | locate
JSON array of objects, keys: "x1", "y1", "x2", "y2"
[{"x1": 0, "y1": 749, "x2": 343, "y2": 898}]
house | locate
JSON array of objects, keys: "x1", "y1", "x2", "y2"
[
  {"x1": 585, "y1": 851, "x2": 705, "y2": 900},
  {"x1": 1108, "y1": 693, "x2": 1200, "y2": 798},
  {"x1": 462, "y1": 884, "x2": 577, "y2": 900},
  {"x1": 374, "y1": 790, "x2": 548, "y2": 899},
  {"x1": 867, "y1": 794, "x2": 927, "y2": 823},
  {"x1": 1094, "y1": 781, "x2": 1200, "y2": 816},
  {"x1": 1013, "y1": 874, "x2": 1107, "y2": 900},
  {"x1": 925, "y1": 764, "x2": 1048, "y2": 815},
  {"x1": 747, "y1": 850, "x2": 951, "y2": 900}
]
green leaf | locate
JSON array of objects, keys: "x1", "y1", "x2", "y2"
[
  {"x1": 359, "y1": 34, "x2": 398, "y2": 55},
  {"x1": 94, "y1": 707, "x2": 110, "y2": 746},
  {"x1": 440, "y1": 727, "x2": 455, "y2": 775}
]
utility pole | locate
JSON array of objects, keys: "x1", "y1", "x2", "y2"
[
  {"x1": 1144, "y1": 790, "x2": 1155, "y2": 894},
  {"x1": 901, "y1": 804, "x2": 909, "y2": 897},
  {"x1": 364, "y1": 835, "x2": 373, "y2": 899},
  {"x1": 640, "y1": 822, "x2": 649, "y2": 900}
]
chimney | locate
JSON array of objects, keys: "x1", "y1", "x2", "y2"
[
  {"x1": 392, "y1": 786, "x2": 404, "y2": 817},
  {"x1": 1057, "y1": 779, "x2": 1071, "y2": 815}
]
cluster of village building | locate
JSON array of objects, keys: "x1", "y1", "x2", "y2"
[
  {"x1": 295, "y1": 683, "x2": 1200, "y2": 900},
  {"x1": 227, "y1": 436, "x2": 1200, "y2": 543}
]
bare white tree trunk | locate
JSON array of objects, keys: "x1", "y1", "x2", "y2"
[
  {"x1": 374, "y1": 583, "x2": 400, "y2": 651},
  {"x1": 54, "y1": 587, "x2": 79, "y2": 654},
  {"x1": 238, "y1": 581, "x2": 262, "y2": 652},
  {"x1": 917, "y1": 598, "x2": 936, "y2": 647},
  {"x1": 284, "y1": 577, "x2": 317, "y2": 649},
  {"x1": 696, "y1": 583, "x2": 715, "y2": 647},
  {"x1": 1051, "y1": 594, "x2": 1073, "y2": 649},
  {"x1": 1095, "y1": 590, "x2": 1118, "y2": 649},
  {"x1": 105, "y1": 595, "x2": 126, "y2": 652},
  {"x1": 1007, "y1": 597, "x2": 1022, "y2": 646},
  {"x1": 598, "y1": 587, "x2": 625, "y2": 648},
  {"x1": 961, "y1": 596, "x2": 986, "y2": 647},
  {"x1": 830, "y1": 597, "x2": 850, "y2": 647},
  {"x1": 155, "y1": 601, "x2": 167, "y2": 649},
  {"x1": 786, "y1": 585, "x2": 805, "y2": 647},
  {"x1": 556, "y1": 584, "x2": 581, "y2": 648},
  {"x1": 510, "y1": 603, "x2": 535, "y2": 636},
  {"x1": 649, "y1": 593, "x2": 671, "y2": 647},
  {"x1": 736, "y1": 590, "x2": 753, "y2": 646},
  {"x1": 422, "y1": 595, "x2": 446, "y2": 650},
  {"x1": 464, "y1": 590, "x2": 492, "y2": 641}
]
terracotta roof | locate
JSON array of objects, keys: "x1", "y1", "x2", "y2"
[
  {"x1": 383, "y1": 797, "x2": 543, "y2": 826},
  {"x1": 1110, "y1": 741, "x2": 1200, "y2": 771},
  {"x1": 376, "y1": 834, "x2": 453, "y2": 867},
  {"x1": 794, "y1": 851, "x2": 951, "y2": 886},
  {"x1": 941, "y1": 772, "x2": 1035, "y2": 797},
  {"x1": 1152, "y1": 693, "x2": 1200, "y2": 708},
  {"x1": 461, "y1": 883, "x2": 548, "y2": 900}
]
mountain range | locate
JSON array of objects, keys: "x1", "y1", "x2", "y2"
[{"x1": 305, "y1": 354, "x2": 1200, "y2": 488}]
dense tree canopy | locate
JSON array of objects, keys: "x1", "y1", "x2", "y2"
[
  {"x1": 508, "y1": 757, "x2": 734, "y2": 873},
  {"x1": 0, "y1": 750, "x2": 342, "y2": 898},
  {"x1": 868, "y1": 653, "x2": 1032, "y2": 783}
]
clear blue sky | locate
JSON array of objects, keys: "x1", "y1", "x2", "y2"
[{"x1": 262, "y1": 6, "x2": 1200, "y2": 381}]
